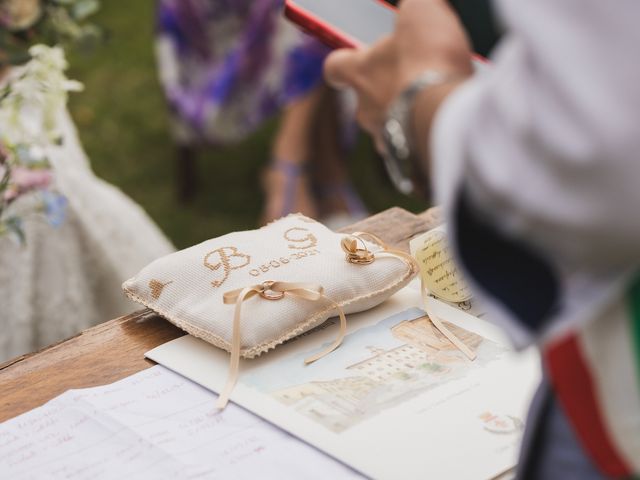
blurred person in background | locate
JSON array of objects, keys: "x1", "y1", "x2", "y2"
[
  {"x1": 155, "y1": 0, "x2": 368, "y2": 227},
  {"x1": 325, "y1": 0, "x2": 640, "y2": 477},
  {"x1": 0, "y1": 1, "x2": 174, "y2": 362}
]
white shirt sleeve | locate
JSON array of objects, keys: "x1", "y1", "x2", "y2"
[{"x1": 430, "y1": 0, "x2": 640, "y2": 345}]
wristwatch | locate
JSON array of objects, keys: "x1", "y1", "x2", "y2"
[{"x1": 382, "y1": 70, "x2": 455, "y2": 195}]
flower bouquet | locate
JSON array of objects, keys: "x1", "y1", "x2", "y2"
[
  {"x1": 0, "y1": 0, "x2": 100, "y2": 242},
  {"x1": 0, "y1": 44, "x2": 82, "y2": 243}
]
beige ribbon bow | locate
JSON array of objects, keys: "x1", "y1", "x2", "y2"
[{"x1": 217, "y1": 281, "x2": 347, "y2": 409}]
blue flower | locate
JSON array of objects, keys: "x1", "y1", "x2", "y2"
[{"x1": 41, "y1": 191, "x2": 67, "y2": 228}]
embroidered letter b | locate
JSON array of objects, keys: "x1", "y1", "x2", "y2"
[{"x1": 204, "y1": 247, "x2": 251, "y2": 288}]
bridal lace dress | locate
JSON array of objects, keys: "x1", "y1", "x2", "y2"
[{"x1": 0, "y1": 83, "x2": 174, "y2": 363}]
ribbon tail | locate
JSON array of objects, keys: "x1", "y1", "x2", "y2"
[
  {"x1": 304, "y1": 297, "x2": 347, "y2": 365},
  {"x1": 216, "y1": 372, "x2": 237, "y2": 410},
  {"x1": 216, "y1": 286, "x2": 255, "y2": 409},
  {"x1": 422, "y1": 282, "x2": 477, "y2": 361}
]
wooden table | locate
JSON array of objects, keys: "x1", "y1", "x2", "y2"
[{"x1": 0, "y1": 207, "x2": 441, "y2": 423}]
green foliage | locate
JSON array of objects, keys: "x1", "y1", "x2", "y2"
[{"x1": 0, "y1": 216, "x2": 25, "y2": 243}]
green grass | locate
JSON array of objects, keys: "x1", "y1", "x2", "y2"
[{"x1": 67, "y1": 2, "x2": 427, "y2": 249}]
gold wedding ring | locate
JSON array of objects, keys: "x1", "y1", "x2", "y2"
[
  {"x1": 341, "y1": 236, "x2": 375, "y2": 265},
  {"x1": 258, "y1": 281, "x2": 286, "y2": 301}
]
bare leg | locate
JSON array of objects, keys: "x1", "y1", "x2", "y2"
[
  {"x1": 261, "y1": 86, "x2": 323, "y2": 224},
  {"x1": 311, "y1": 87, "x2": 367, "y2": 221}
]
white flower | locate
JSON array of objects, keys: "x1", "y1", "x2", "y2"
[
  {"x1": 1, "y1": 44, "x2": 84, "y2": 146},
  {"x1": 26, "y1": 145, "x2": 46, "y2": 163},
  {"x1": 62, "y1": 80, "x2": 84, "y2": 92},
  {"x1": 28, "y1": 45, "x2": 68, "y2": 72}
]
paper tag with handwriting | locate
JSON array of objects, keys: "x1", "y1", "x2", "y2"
[{"x1": 410, "y1": 227, "x2": 472, "y2": 303}]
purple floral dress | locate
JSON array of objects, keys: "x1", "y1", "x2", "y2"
[{"x1": 156, "y1": 0, "x2": 330, "y2": 145}]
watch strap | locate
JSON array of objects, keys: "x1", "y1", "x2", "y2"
[{"x1": 382, "y1": 70, "x2": 457, "y2": 195}]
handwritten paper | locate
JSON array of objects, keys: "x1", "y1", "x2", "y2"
[
  {"x1": 0, "y1": 366, "x2": 362, "y2": 480},
  {"x1": 410, "y1": 227, "x2": 473, "y2": 303}
]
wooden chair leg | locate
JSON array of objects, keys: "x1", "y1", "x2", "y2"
[{"x1": 176, "y1": 145, "x2": 197, "y2": 203}]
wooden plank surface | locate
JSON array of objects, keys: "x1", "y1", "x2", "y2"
[{"x1": 0, "y1": 207, "x2": 440, "y2": 422}]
